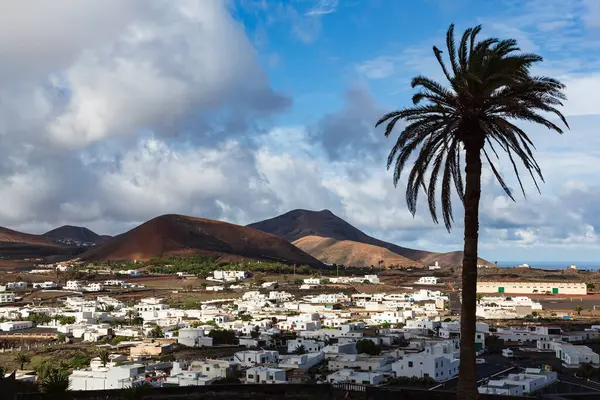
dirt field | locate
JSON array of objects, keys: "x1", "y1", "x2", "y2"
[{"x1": 0, "y1": 345, "x2": 98, "y2": 372}]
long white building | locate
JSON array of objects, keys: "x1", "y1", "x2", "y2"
[{"x1": 477, "y1": 281, "x2": 586, "y2": 295}]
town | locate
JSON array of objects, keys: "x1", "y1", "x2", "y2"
[{"x1": 1, "y1": 261, "x2": 600, "y2": 399}]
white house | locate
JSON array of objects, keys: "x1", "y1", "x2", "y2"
[
  {"x1": 428, "y1": 262, "x2": 441, "y2": 270},
  {"x1": 0, "y1": 321, "x2": 33, "y2": 332},
  {"x1": 233, "y1": 350, "x2": 279, "y2": 367},
  {"x1": 327, "y1": 369, "x2": 384, "y2": 385},
  {"x1": 213, "y1": 270, "x2": 246, "y2": 282},
  {"x1": 279, "y1": 353, "x2": 324, "y2": 370},
  {"x1": 482, "y1": 369, "x2": 557, "y2": 394},
  {"x1": 32, "y1": 282, "x2": 57, "y2": 289},
  {"x1": 548, "y1": 342, "x2": 600, "y2": 367},
  {"x1": 0, "y1": 282, "x2": 27, "y2": 291},
  {"x1": 416, "y1": 277, "x2": 440, "y2": 285},
  {"x1": 0, "y1": 292, "x2": 15, "y2": 304},
  {"x1": 178, "y1": 328, "x2": 214, "y2": 348},
  {"x1": 65, "y1": 281, "x2": 84, "y2": 291},
  {"x1": 303, "y1": 278, "x2": 321, "y2": 285},
  {"x1": 245, "y1": 366, "x2": 287, "y2": 384},
  {"x1": 391, "y1": 353, "x2": 459, "y2": 382},
  {"x1": 84, "y1": 283, "x2": 104, "y2": 292},
  {"x1": 287, "y1": 339, "x2": 324, "y2": 354},
  {"x1": 69, "y1": 364, "x2": 148, "y2": 390}
]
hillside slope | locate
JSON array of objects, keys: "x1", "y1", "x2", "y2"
[
  {"x1": 248, "y1": 209, "x2": 431, "y2": 261},
  {"x1": 293, "y1": 235, "x2": 424, "y2": 268},
  {"x1": 80, "y1": 214, "x2": 323, "y2": 266},
  {"x1": 0, "y1": 226, "x2": 81, "y2": 259},
  {"x1": 249, "y1": 209, "x2": 492, "y2": 267},
  {"x1": 44, "y1": 225, "x2": 110, "y2": 244}
]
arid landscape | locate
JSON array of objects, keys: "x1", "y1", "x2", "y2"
[{"x1": 0, "y1": 209, "x2": 490, "y2": 269}]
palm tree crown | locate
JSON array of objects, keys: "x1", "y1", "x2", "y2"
[{"x1": 376, "y1": 24, "x2": 568, "y2": 230}]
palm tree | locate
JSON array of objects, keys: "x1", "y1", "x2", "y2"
[
  {"x1": 125, "y1": 310, "x2": 137, "y2": 326},
  {"x1": 576, "y1": 305, "x2": 583, "y2": 316},
  {"x1": 376, "y1": 24, "x2": 567, "y2": 397},
  {"x1": 97, "y1": 349, "x2": 110, "y2": 367},
  {"x1": 40, "y1": 370, "x2": 69, "y2": 400},
  {"x1": 293, "y1": 344, "x2": 307, "y2": 355},
  {"x1": 14, "y1": 352, "x2": 31, "y2": 370}
]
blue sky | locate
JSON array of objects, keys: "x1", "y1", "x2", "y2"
[{"x1": 1, "y1": 0, "x2": 600, "y2": 262}]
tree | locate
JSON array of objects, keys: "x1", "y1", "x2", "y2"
[
  {"x1": 293, "y1": 344, "x2": 307, "y2": 355},
  {"x1": 149, "y1": 325, "x2": 164, "y2": 338},
  {"x1": 14, "y1": 352, "x2": 31, "y2": 370},
  {"x1": 587, "y1": 283, "x2": 595, "y2": 291},
  {"x1": 125, "y1": 310, "x2": 137, "y2": 326},
  {"x1": 97, "y1": 349, "x2": 110, "y2": 367},
  {"x1": 293, "y1": 278, "x2": 303, "y2": 285},
  {"x1": 576, "y1": 305, "x2": 583, "y2": 316},
  {"x1": 476, "y1": 293, "x2": 484, "y2": 304},
  {"x1": 356, "y1": 339, "x2": 381, "y2": 356},
  {"x1": 40, "y1": 370, "x2": 69, "y2": 400},
  {"x1": 376, "y1": 24, "x2": 567, "y2": 398},
  {"x1": 250, "y1": 326, "x2": 261, "y2": 339}
]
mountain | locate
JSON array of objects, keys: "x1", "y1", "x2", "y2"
[
  {"x1": 248, "y1": 209, "x2": 430, "y2": 260},
  {"x1": 292, "y1": 236, "x2": 424, "y2": 268},
  {"x1": 80, "y1": 214, "x2": 323, "y2": 266},
  {"x1": 248, "y1": 209, "x2": 492, "y2": 267},
  {"x1": 0, "y1": 226, "x2": 81, "y2": 259},
  {"x1": 44, "y1": 225, "x2": 110, "y2": 245}
]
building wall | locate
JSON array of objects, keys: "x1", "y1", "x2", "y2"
[{"x1": 477, "y1": 282, "x2": 587, "y2": 295}]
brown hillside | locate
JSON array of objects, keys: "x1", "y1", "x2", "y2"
[
  {"x1": 248, "y1": 209, "x2": 431, "y2": 261},
  {"x1": 80, "y1": 214, "x2": 323, "y2": 266},
  {"x1": 44, "y1": 225, "x2": 110, "y2": 244},
  {"x1": 0, "y1": 226, "x2": 84, "y2": 259},
  {"x1": 293, "y1": 236, "x2": 424, "y2": 268},
  {"x1": 0, "y1": 226, "x2": 58, "y2": 246},
  {"x1": 248, "y1": 209, "x2": 493, "y2": 266},
  {"x1": 418, "y1": 251, "x2": 493, "y2": 267}
]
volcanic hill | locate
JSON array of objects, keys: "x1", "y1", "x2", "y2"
[
  {"x1": 292, "y1": 235, "x2": 424, "y2": 268},
  {"x1": 249, "y1": 209, "x2": 492, "y2": 267},
  {"x1": 80, "y1": 214, "x2": 323, "y2": 266},
  {"x1": 44, "y1": 225, "x2": 110, "y2": 245}
]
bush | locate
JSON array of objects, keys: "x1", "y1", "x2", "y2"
[{"x1": 356, "y1": 339, "x2": 381, "y2": 356}]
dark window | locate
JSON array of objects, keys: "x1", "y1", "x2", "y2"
[{"x1": 408, "y1": 362, "x2": 413, "y2": 367}]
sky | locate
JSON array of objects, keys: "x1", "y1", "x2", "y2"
[{"x1": 1, "y1": 0, "x2": 600, "y2": 262}]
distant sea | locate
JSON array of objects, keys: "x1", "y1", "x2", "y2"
[{"x1": 497, "y1": 261, "x2": 600, "y2": 271}]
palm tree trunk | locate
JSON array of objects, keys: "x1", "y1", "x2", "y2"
[{"x1": 456, "y1": 144, "x2": 482, "y2": 399}]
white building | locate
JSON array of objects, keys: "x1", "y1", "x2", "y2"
[
  {"x1": 245, "y1": 366, "x2": 287, "y2": 384},
  {"x1": 84, "y1": 283, "x2": 104, "y2": 292},
  {"x1": 279, "y1": 353, "x2": 325, "y2": 370},
  {"x1": 327, "y1": 369, "x2": 384, "y2": 385},
  {"x1": 481, "y1": 369, "x2": 557, "y2": 394},
  {"x1": 69, "y1": 364, "x2": 148, "y2": 390},
  {"x1": 233, "y1": 350, "x2": 279, "y2": 367},
  {"x1": 303, "y1": 278, "x2": 321, "y2": 285},
  {"x1": 0, "y1": 321, "x2": 33, "y2": 332},
  {"x1": 213, "y1": 270, "x2": 246, "y2": 282},
  {"x1": 391, "y1": 352, "x2": 459, "y2": 382},
  {"x1": 287, "y1": 339, "x2": 324, "y2": 354},
  {"x1": 477, "y1": 281, "x2": 587, "y2": 295},
  {"x1": 547, "y1": 341, "x2": 600, "y2": 367},
  {"x1": 428, "y1": 262, "x2": 441, "y2": 270},
  {"x1": 0, "y1": 282, "x2": 27, "y2": 291},
  {"x1": 32, "y1": 282, "x2": 57, "y2": 289},
  {"x1": 65, "y1": 281, "x2": 84, "y2": 291},
  {"x1": 178, "y1": 328, "x2": 214, "y2": 348},
  {"x1": 416, "y1": 277, "x2": 440, "y2": 285},
  {"x1": 0, "y1": 292, "x2": 15, "y2": 304}
]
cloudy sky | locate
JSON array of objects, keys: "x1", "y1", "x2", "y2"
[{"x1": 1, "y1": 0, "x2": 600, "y2": 262}]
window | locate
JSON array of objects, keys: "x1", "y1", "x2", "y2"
[
  {"x1": 408, "y1": 362, "x2": 413, "y2": 367},
  {"x1": 248, "y1": 374, "x2": 254, "y2": 379},
  {"x1": 435, "y1": 362, "x2": 438, "y2": 368}
]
